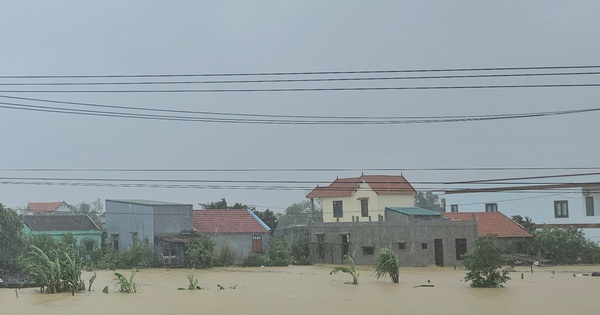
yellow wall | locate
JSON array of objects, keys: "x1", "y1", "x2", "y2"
[{"x1": 319, "y1": 182, "x2": 414, "y2": 223}]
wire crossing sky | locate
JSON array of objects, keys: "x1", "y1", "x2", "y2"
[{"x1": 1, "y1": 1, "x2": 599, "y2": 212}]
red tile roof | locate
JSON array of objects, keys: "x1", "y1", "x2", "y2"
[
  {"x1": 306, "y1": 175, "x2": 416, "y2": 198},
  {"x1": 192, "y1": 209, "x2": 270, "y2": 234},
  {"x1": 443, "y1": 212, "x2": 533, "y2": 238},
  {"x1": 27, "y1": 201, "x2": 67, "y2": 213}
]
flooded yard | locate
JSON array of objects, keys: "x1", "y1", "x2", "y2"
[{"x1": 2, "y1": 265, "x2": 600, "y2": 315}]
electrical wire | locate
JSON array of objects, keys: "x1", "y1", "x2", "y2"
[
  {"x1": 1, "y1": 65, "x2": 600, "y2": 79},
  {"x1": 1, "y1": 70, "x2": 600, "y2": 86}
]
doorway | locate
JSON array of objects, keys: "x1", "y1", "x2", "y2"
[{"x1": 434, "y1": 239, "x2": 444, "y2": 266}]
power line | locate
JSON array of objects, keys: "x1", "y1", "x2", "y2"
[
  {"x1": 2, "y1": 83, "x2": 600, "y2": 93},
  {"x1": 2, "y1": 167, "x2": 599, "y2": 172},
  {"x1": 1, "y1": 70, "x2": 600, "y2": 86},
  {"x1": 1, "y1": 99, "x2": 599, "y2": 125},
  {"x1": 1, "y1": 65, "x2": 600, "y2": 79}
]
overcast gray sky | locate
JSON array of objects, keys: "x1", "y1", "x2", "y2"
[{"x1": 1, "y1": 1, "x2": 599, "y2": 211}]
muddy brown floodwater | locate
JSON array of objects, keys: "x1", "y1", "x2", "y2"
[{"x1": 2, "y1": 265, "x2": 600, "y2": 315}]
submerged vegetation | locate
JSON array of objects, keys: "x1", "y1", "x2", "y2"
[
  {"x1": 330, "y1": 255, "x2": 359, "y2": 285},
  {"x1": 374, "y1": 248, "x2": 400, "y2": 283},
  {"x1": 463, "y1": 236, "x2": 513, "y2": 288},
  {"x1": 114, "y1": 269, "x2": 139, "y2": 293}
]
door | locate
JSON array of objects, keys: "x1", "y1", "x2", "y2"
[
  {"x1": 434, "y1": 239, "x2": 444, "y2": 267},
  {"x1": 341, "y1": 234, "x2": 349, "y2": 261}
]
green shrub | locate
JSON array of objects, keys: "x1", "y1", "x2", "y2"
[
  {"x1": 185, "y1": 235, "x2": 216, "y2": 268},
  {"x1": 214, "y1": 246, "x2": 235, "y2": 267},
  {"x1": 243, "y1": 254, "x2": 268, "y2": 267},
  {"x1": 463, "y1": 236, "x2": 513, "y2": 288},
  {"x1": 290, "y1": 230, "x2": 311, "y2": 265},
  {"x1": 269, "y1": 237, "x2": 291, "y2": 266},
  {"x1": 374, "y1": 248, "x2": 400, "y2": 283}
]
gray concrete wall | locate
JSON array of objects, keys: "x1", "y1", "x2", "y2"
[
  {"x1": 153, "y1": 205, "x2": 193, "y2": 235},
  {"x1": 105, "y1": 200, "x2": 154, "y2": 251},
  {"x1": 309, "y1": 220, "x2": 477, "y2": 267},
  {"x1": 202, "y1": 233, "x2": 271, "y2": 265}
]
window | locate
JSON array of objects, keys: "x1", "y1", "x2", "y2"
[
  {"x1": 362, "y1": 246, "x2": 375, "y2": 255},
  {"x1": 485, "y1": 203, "x2": 498, "y2": 212},
  {"x1": 554, "y1": 200, "x2": 569, "y2": 218},
  {"x1": 586, "y1": 196, "x2": 595, "y2": 216},
  {"x1": 111, "y1": 233, "x2": 119, "y2": 250},
  {"x1": 397, "y1": 241, "x2": 406, "y2": 250},
  {"x1": 360, "y1": 199, "x2": 369, "y2": 217},
  {"x1": 84, "y1": 240, "x2": 95, "y2": 254},
  {"x1": 252, "y1": 235, "x2": 263, "y2": 253},
  {"x1": 131, "y1": 232, "x2": 138, "y2": 245},
  {"x1": 421, "y1": 243, "x2": 428, "y2": 250},
  {"x1": 333, "y1": 201, "x2": 343, "y2": 218},
  {"x1": 455, "y1": 238, "x2": 467, "y2": 260},
  {"x1": 450, "y1": 204, "x2": 458, "y2": 212}
]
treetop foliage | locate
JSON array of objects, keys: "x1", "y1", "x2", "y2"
[{"x1": 414, "y1": 191, "x2": 445, "y2": 212}]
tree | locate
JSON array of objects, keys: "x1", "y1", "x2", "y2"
[
  {"x1": 199, "y1": 198, "x2": 251, "y2": 210},
  {"x1": 463, "y1": 236, "x2": 513, "y2": 288},
  {"x1": 414, "y1": 191, "x2": 445, "y2": 212},
  {"x1": 374, "y1": 248, "x2": 400, "y2": 283},
  {"x1": 511, "y1": 215, "x2": 536, "y2": 233},
  {"x1": 0, "y1": 203, "x2": 25, "y2": 270},
  {"x1": 253, "y1": 209, "x2": 278, "y2": 234},
  {"x1": 534, "y1": 226, "x2": 600, "y2": 264},
  {"x1": 277, "y1": 200, "x2": 323, "y2": 228}
]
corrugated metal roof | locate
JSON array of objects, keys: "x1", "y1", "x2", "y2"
[
  {"x1": 386, "y1": 207, "x2": 442, "y2": 216},
  {"x1": 22, "y1": 214, "x2": 100, "y2": 232},
  {"x1": 106, "y1": 199, "x2": 191, "y2": 206}
]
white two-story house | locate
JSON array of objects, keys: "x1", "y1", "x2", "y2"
[
  {"x1": 306, "y1": 175, "x2": 416, "y2": 223},
  {"x1": 443, "y1": 182, "x2": 600, "y2": 242}
]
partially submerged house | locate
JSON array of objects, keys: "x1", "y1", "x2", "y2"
[
  {"x1": 27, "y1": 201, "x2": 71, "y2": 214},
  {"x1": 193, "y1": 209, "x2": 271, "y2": 264},
  {"x1": 22, "y1": 214, "x2": 102, "y2": 254},
  {"x1": 307, "y1": 175, "x2": 476, "y2": 267},
  {"x1": 104, "y1": 199, "x2": 194, "y2": 264},
  {"x1": 443, "y1": 212, "x2": 534, "y2": 252},
  {"x1": 307, "y1": 175, "x2": 417, "y2": 223},
  {"x1": 444, "y1": 182, "x2": 600, "y2": 242}
]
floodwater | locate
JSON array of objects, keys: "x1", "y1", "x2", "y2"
[{"x1": 2, "y1": 265, "x2": 600, "y2": 315}]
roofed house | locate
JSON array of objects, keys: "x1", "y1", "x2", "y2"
[
  {"x1": 27, "y1": 201, "x2": 71, "y2": 214},
  {"x1": 443, "y1": 211, "x2": 534, "y2": 253},
  {"x1": 307, "y1": 175, "x2": 417, "y2": 223},
  {"x1": 193, "y1": 209, "x2": 271, "y2": 264},
  {"x1": 22, "y1": 214, "x2": 102, "y2": 254},
  {"x1": 444, "y1": 182, "x2": 600, "y2": 242}
]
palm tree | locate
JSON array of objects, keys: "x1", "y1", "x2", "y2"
[
  {"x1": 330, "y1": 255, "x2": 359, "y2": 285},
  {"x1": 374, "y1": 248, "x2": 400, "y2": 283}
]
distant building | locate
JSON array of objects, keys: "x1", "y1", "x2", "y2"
[
  {"x1": 104, "y1": 199, "x2": 194, "y2": 255},
  {"x1": 27, "y1": 201, "x2": 71, "y2": 214},
  {"x1": 444, "y1": 183, "x2": 600, "y2": 242},
  {"x1": 443, "y1": 212, "x2": 534, "y2": 252},
  {"x1": 192, "y1": 209, "x2": 271, "y2": 264},
  {"x1": 22, "y1": 214, "x2": 102, "y2": 254},
  {"x1": 307, "y1": 175, "x2": 416, "y2": 223}
]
